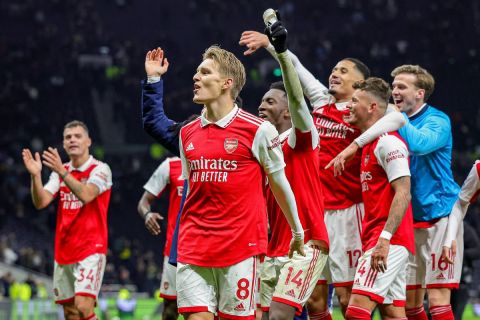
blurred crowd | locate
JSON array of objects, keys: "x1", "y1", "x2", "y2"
[{"x1": 1, "y1": 0, "x2": 480, "y2": 298}]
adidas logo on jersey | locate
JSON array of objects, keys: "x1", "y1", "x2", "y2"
[
  {"x1": 285, "y1": 289, "x2": 296, "y2": 298},
  {"x1": 86, "y1": 284, "x2": 92, "y2": 290},
  {"x1": 186, "y1": 142, "x2": 195, "y2": 151},
  {"x1": 436, "y1": 273, "x2": 445, "y2": 280},
  {"x1": 234, "y1": 303, "x2": 245, "y2": 311}
]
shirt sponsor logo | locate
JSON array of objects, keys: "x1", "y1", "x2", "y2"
[
  {"x1": 386, "y1": 149, "x2": 405, "y2": 163},
  {"x1": 176, "y1": 186, "x2": 184, "y2": 196},
  {"x1": 60, "y1": 190, "x2": 83, "y2": 210},
  {"x1": 315, "y1": 118, "x2": 354, "y2": 139},
  {"x1": 224, "y1": 138, "x2": 238, "y2": 154},
  {"x1": 360, "y1": 171, "x2": 372, "y2": 192},
  {"x1": 268, "y1": 136, "x2": 281, "y2": 150},
  {"x1": 189, "y1": 156, "x2": 238, "y2": 183}
]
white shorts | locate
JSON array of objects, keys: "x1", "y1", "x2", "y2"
[
  {"x1": 260, "y1": 243, "x2": 328, "y2": 315},
  {"x1": 177, "y1": 256, "x2": 258, "y2": 319},
  {"x1": 352, "y1": 245, "x2": 409, "y2": 307},
  {"x1": 53, "y1": 253, "x2": 106, "y2": 304},
  {"x1": 319, "y1": 203, "x2": 364, "y2": 287},
  {"x1": 160, "y1": 256, "x2": 177, "y2": 300},
  {"x1": 406, "y1": 217, "x2": 464, "y2": 290}
]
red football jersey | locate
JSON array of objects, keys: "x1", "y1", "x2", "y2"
[
  {"x1": 144, "y1": 157, "x2": 184, "y2": 256},
  {"x1": 360, "y1": 132, "x2": 414, "y2": 253},
  {"x1": 178, "y1": 107, "x2": 285, "y2": 267},
  {"x1": 313, "y1": 104, "x2": 363, "y2": 209},
  {"x1": 267, "y1": 128, "x2": 329, "y2": 257},
  {"x1": 44, "y1": 156, "x2": 112, "y2": 264}
]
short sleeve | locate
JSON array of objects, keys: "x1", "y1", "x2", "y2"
[
  {"x1": 374, "y1": 135, "x2": 410, "y2": 182},
  {"x1": 87, "y1": 163, "x2": 113, "y2": 194},
  {"x1": 144, "y1": 159, "x2": 171, "y2": 197},
  {"x1": 251, "y1": 121, "x2": 286, "y2": 174},
  {"x1": 44, "y1": 171, "x2": 60, "y2": 196},
  {"x1": 459, "y1": 160, "x2": 480, "y2": 203}
]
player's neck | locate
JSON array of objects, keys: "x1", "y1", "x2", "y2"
[
  {"x1": 333, "y1": 92, "x2": 352, "y2": 103},
  {"x1": 70, "y1": 152, "x2": 90, "y2": 168},
  {"x1": 406, "y1": 102, "x2": 425, "y2": 117},
  {"x1": 360, "y1": 115, "x2": 382, "y2": 133},
  {"x1": 276, "y1": 122, "x2": 292, "y2": 135},
  {"x1": 204, "y1": 96, "x2": 235, "y2": 122}
]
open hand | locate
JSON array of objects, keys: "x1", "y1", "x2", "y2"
[
  {"x1": 145, "y1": 47, "x2": 170, "y2": 77},
  {"x1": 42, "y1": 147, "x2": 65, "y2": 175},
  {"x1": 22, "y1": 149, "x2": 42, "y2": 176},
  {"x1": 239, "y1": 31, "x2": 270, "y2": 56}
]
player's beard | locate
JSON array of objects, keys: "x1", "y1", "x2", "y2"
[{"x1": 328, "y1": 88, "x2": 337, "y2": 95}]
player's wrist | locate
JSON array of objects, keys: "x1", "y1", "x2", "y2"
[
  {"x1": 379, "y1": 230, "x2": 392, "y2": 241},
  {"x1": 292, "y1": 229, "x2": 304, "y2": 241},
  {"x1": 60, "y1": 170, "x2": 69, "y2": 180},
  {"x1": 147, "y1": 75, "x2": 161, "y2": 83},
  {"x1": 143, "y1": 210, "x2": 153, "y2": 220}
]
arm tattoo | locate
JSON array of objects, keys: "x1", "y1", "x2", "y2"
[{"x1": 384, "y1": 176, "x2": 411, "y2": 235}]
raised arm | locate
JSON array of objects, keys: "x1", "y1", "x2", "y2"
[
  {"x1": 239, "y1": 30, "x2": 329, "y2": 108},
  {"x1": 265, "y1": 21, "x2": 314, "y2": 132},
  {"x1": 142, "y1": 48, "x2": 181, "y2": 155},
  {"x1": 22, "y1": 149, "x2": 54, "y2": 209}
]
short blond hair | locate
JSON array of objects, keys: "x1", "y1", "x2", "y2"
[
  {"x1": 391, "y1": 65, "x2": 435, "y2": 101},
  {"x1": 353, "y1": 77, "x2": 391, "y2": 109},
  {"x1": 203, "y1": 45, "x2": 246, "y2": 100}
]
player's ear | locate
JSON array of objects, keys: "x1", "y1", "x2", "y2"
[
  {"x1": 416, "y1": 88, "x2": 425, "y2": 100},
  {"x1": 87, "y1": 137, "x2": 92, "y2": 148},
  {"x1": 222, "y1": 78, "x2": 233, "y2": 90}
]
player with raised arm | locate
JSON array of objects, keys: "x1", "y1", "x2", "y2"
[
  {"x1": 328, "y1": 65, "x2": 461, "y2": 320},
  {"x1": 240, "y1": 25, "x2": 405, "y2": 318},
  {"x1": 137, "y1": 156, "x2": 184, "y2": 320},
  {"x1": 22, "y1": 120, "x2": 112, "y2": 320},
  {"x1": 177, "y1": 45, "x2": 305, "y2": 320},
  {"x1": 256, "y1": 17, "x2": 329, "y2": 320},
  {"x1": 339, "y1": 78, "x2": 413, "y2": 320}
]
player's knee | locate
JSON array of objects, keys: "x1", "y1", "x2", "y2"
[
  {"x1": 63, "y1": 304, "x2": 81, "y2": 320},
  {"x1": 163, "y1": 299, "x2": 178, "y2": 320},
  {"x1": 307, "y1": 285, "x2": 328, "y2": 312},
  {"x1": 338, "y1": 293, "x2": 351, "y2": 311},
  {"x1": 268, "y1": 303, "x2": 295, "y2": 320},
  {"x1": 74, "y1": 299, "x2": 95, "y2": 318},
  {"x1": 427, "y1": 288, "x2": 451, "y2": 307}
]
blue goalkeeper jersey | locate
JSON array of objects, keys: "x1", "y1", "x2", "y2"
[{"x1": 398, "y1": 104, "x2": 460, "y2": 222}]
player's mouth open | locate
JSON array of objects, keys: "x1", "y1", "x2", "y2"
[
  {"x1": 193, "y1": 84, "x2": 201, "y2": 93},
  {"x1": 330, "y1": 79, "x2": 341, "y2": 86}
]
